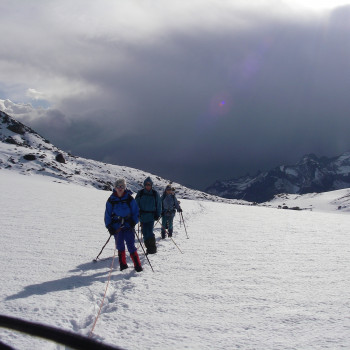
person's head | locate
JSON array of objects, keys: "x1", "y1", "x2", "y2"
[
  {"x1": 144, "y1": 176, "x2": 153, "y2": 190},
  {"x1": 114, "y1": 178, "x2": 126, "y2": 197},
  {"x1": 165, "y1": 185, "x2": 172, "y2": 193}
]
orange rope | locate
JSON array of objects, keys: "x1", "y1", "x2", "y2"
[{"x1": 88, "y1": 248, "x2": 117, "y2": 338}]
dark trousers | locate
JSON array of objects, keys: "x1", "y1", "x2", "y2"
[
  {"x1": 114, "y1": 228, "x2": 136, "y2": 254},
  {"x1": 141, "y1": 221, "x2": 155, "y2": 241}
]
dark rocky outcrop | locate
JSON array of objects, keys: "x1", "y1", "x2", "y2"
[
  {"x1": 23, "y1": 154, "x2": 37, "y2": 161},
  {"x1": 55, "y1": 153, "x2": 66, "y2": 164}
]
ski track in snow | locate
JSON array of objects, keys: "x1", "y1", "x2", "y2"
[{"x1": 1, "y1": 170, "x2": 350, "y2": 350}]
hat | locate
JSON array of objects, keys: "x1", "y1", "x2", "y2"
[
  {"x1": 115, "y1": 178, "x2": 127, "y2": 189},
  {"x1": 143, "y1": 176, "x2": 153, "y2": 187},
  {"x1": 165, "y1": 184, "x2": 172, "y2": 190}
]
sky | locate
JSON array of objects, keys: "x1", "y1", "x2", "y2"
[{"x1": 1, "y1": 0, "x2": 350, "y2": 189}]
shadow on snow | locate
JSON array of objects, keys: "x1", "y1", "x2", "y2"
[{"x1": 5, "y1": 258, "x2": 136, "y2": 301}]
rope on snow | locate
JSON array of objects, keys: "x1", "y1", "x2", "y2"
[{"x1": 89, "y1": 248, "x2": 117, "y2": 338}]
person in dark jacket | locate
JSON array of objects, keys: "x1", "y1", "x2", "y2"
[
  {"x1": 105, "y1": 178, "x2": 142, "y2": 272},
  {"x1": 160, "y1": 184, "x2": 182, "y2": 238},
  {"x1": 135, "y1": 176, "x2": 161, "y2": 254}
]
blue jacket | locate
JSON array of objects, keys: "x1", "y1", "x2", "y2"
[{"x1": 104, "y1": 189, "x2": 139, "y2": 231}]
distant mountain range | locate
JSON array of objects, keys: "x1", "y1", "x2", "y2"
[
  {"x1": 0, "y1": 110, "x2": 241, "y2": 204},
  {"x1": 206, "y1": 152, "x2": 350, "y2": 203}
]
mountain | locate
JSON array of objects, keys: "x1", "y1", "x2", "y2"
[
  {"x1": 0, "y1": 110, "x2": 242, "y2": 204},
  {"x1": 206, "y1": 152, "x2": 350, "y2": 203}
]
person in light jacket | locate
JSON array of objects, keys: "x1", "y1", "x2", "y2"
[{"x1": 160, "y1": 184, "x2": 182, "y2": 238}]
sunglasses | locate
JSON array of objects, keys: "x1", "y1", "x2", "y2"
[
  {"x1": 145, "y1": 183, "x2": 152, "y2": 187},
  {"x1": 116, "y1": 185, "x2": 125, "y2": 189}
]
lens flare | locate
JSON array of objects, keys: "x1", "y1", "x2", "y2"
[{"x1": 210, "y1": 92, "x2": 234, "y2": 117}]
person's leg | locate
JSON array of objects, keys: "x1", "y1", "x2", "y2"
[
  {"x1": 168, "y1": 215, "x2": 174, "y2": 237},
  {"x1": 161, "y1": 216, "x2": 167, "y2": 239},
  {"x1": 115, "y1": 232, "x2": 128, "y2": 271},
  {"x1": 124, "y1": 229, "x2": 142, "y2": 272},
  {"x1": 142, "y1": 221, "x2": 157, "y2": 254}
]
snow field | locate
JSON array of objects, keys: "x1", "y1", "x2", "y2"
[{"x1": 0, "y1": 170, "x2": 350, "y2": 350}]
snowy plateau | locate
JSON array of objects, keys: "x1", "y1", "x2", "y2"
[{"x1": 1, "y1": 111, "x2": 350, "y2": 349}]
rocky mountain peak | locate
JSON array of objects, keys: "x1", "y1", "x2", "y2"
[{"x1": 206, "y1": 152, "x2": 350, "y2": 203}]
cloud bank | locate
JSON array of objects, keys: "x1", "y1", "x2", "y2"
[{"x1": 1, "y1": 1, "x2": 350, "y2": 188}]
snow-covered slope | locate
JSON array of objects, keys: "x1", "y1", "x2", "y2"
[
  {"x1": 0, "y1": 110, "x2": 241, "y2": 204},
  {"x1": 263, "y1": 188, "x2": 350, "y2": 213},
  {"x1": 1, "y1": 170, "x2": 350, "y2": 350}
]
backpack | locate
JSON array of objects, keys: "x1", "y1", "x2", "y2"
[
  {"x1": 161, "y1": 193, "x2": 176, "y2": 214},
  {"x1": 108, "y1": 193, "x2": 134, "y2": 210},
  {"x1": 137, "y1": 188, "x2": 158, "y2": 214},
  {"x1": 108, "y1": 194, "x2": 134, "y2": 223}
]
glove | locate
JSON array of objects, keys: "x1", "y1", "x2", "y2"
[
  {"x1": 130, "y1": 220, "x2": 136, "y2": 228},
  {"x1": 154, "y1": 215, "x2": 160, "y2": 221},
  {"x1": 107, "y1": 226, "x2": 115, "y2": 235},
  {"x1": 178, "y1": 208, "x2": 183, "y2": 213}
]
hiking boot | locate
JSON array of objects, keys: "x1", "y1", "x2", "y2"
[
  {"x1": 145, "y1": 236, "x2": 157, "y2": 254},
  {"x1": 168, "y1": 229, "x2": 173, "y2": 238},
  {"x1": 118, "y1": 250, "x2": 128, "y2": 271},
  {"x1": 161, "y1": 228, "x2": 166, "y2": 239},
  {"x1": 130, "y1": 251, "x2": 143, "y2": 272}
]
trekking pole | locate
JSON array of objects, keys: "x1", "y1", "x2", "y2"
[
  {"x1": 134, "y1": 224, "x2": 154, "y2": 272},
  {"x1": 154, "y1": 218, "x2": 165, "y2": 238},
  {"x1": 180, "y1": 212, "x2": 189, "y2": 239},
  {"x1": 169, "y1": 236, "x2": 183, "y2": 254},
  {"x1": 93, "y1": 227, "x2": 124, "y2": 262},
  {"x1": 93, "y1": 235, "x2": 112, "y2": 262},
  {"x1": 158, "y1": 222, "x2": 184, "y2": 254},
  {"x1": 154, "y1": 219, "x2": 160, "y2": 229}
]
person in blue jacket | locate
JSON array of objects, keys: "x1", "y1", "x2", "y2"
[
  {"x1": 160, "y1": 184, "x2": 182, "y2": 238},
  {"x1": 135, "y1": 176, "x2": 161, "y2": 254},
  {"x1": 105, "y1": 178, "x2": 142, "y2": 272}
]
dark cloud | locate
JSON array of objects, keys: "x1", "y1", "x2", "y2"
[{"x1": 2, "y1": 3, "x2": 350, "y2": 189}]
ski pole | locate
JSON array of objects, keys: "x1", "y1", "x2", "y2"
[
  {"x1": 93, "y1": 227, "x2": 124, "y2": 262},
  {"x1": 180, "y1": 212, "x2": 189, "y2": 239},
  {"x1": 169, "y1": 236, "x2": 183, "y2": 254},
  {"x1": 134, "y1": 224, "x2": 154, "y2": 272},
  {"x1": 93, "y1": 235, "x2": 112, "y2": 262},
  {"x1": 158, "y1": 221, "x2": 184, "y2": 254},
  {"x1": 154, "y1": 218, "x2": 165, "y2": 238},
  {"x1": 154, "y1": 219, "x2": 160, "y2": 229}
]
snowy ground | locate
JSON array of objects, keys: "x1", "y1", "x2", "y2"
[
  {"x1": 1, "y1": 170, "x2": 350, "y2": 350},
  {"x1": 264, "y1": 189, "x2": 350, "y2": 213}
]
